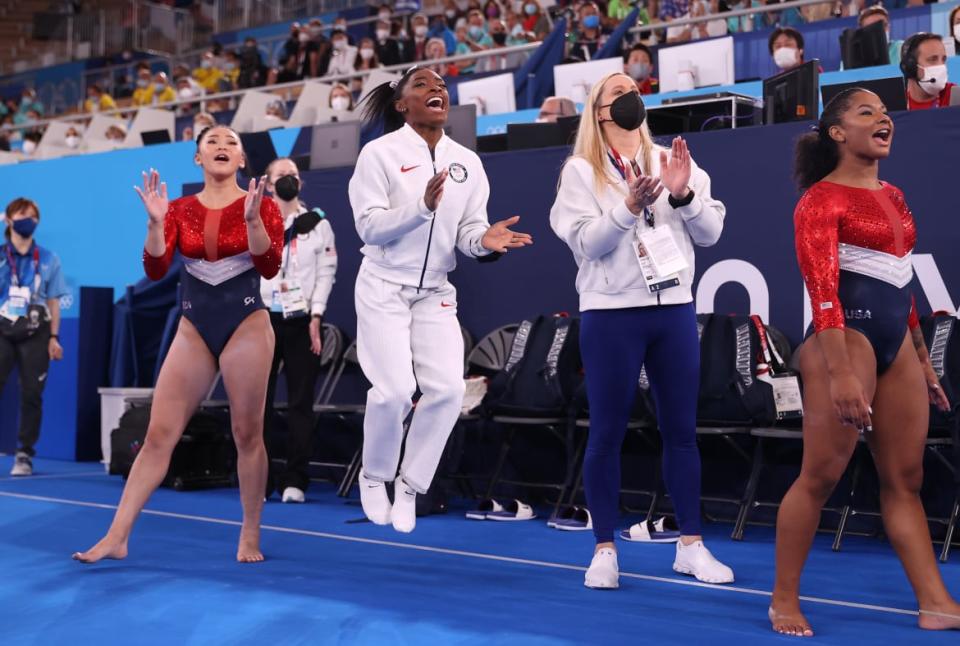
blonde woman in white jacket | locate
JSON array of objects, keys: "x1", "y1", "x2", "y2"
[
  {"x1": 550, "y1": 71, "x2": 734, "y2": 589},
  {"x1": 348, "y1": 66, "x2": 532, "y2": 533}
]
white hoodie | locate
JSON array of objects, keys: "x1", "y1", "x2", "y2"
[
  {"x1": 348, "y1": 123, "x2": 494, "y2": 289},
  {"x1": 550, "y1": 146, "x2": 725, "y2": 312}
]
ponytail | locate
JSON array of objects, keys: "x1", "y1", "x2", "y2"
[
  {"x1": 793, "y1": 87, "x2": 865, "y2": 191},
  {"x1": 358, "y1": 66, "x2": 419, "y2": 134}
]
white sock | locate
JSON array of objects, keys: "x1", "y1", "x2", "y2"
[
  {"x1": 359, "y1": 470, "x2": 392, "y2": 525},
  {"x1": 391, "y1": 479, "x2": 417, "y2": 533}
]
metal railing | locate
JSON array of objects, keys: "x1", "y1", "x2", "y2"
[
  {"x1": 0, "y1": 40, "x2": 543, "y2": 135},
  {"x1": 211, "y1": 0, "x2": 371, "y2": 34},
  {"x1": 628, "y1": 0, "x2": 837, "y2": 35}
]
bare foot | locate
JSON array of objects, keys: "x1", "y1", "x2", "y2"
[
  {"x1": 237, "y1": 527, "x2": 264, "y2": 563},
  {"x1": 919, "y1": 604, "x2": 960, "y2": 631},
  {"x1": 769, "y1": 605, "x2": 814, "y2": 637},
  {"x1": 72, "y1": 536, "x2": 128, "y2": 563}
]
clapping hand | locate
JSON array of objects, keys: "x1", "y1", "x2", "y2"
[
  {"x1": 660, "y1": 137, "x2": 692, "y2": 200},
  {"x1": 481, "y1": 216, "x2": 533, "y2": 253},
  {"x1": 244, "y1": 176, "x2": 267, "y2": 224},
  {"x1": 424, "y1": 169, "x2": 448, "y2": 212},
  {"x1": 624, "y1": 162, "x2": 664, "y2": 215},
  {"x1": 134, "y1": 168, "x2": 169, "y2": 225}
]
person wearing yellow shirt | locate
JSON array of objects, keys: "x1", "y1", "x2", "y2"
[
  {"x1": 193, "y1": 52, "x2": 223, "y2": 93},
  {"x1": 151, "y1": 72, "x2": 177, "y2": 105},
  {"x1": 83, "y1": 84, "x2": 117, "y2": 113},
  {"x1": 132, "y1": 68, "x2": 154, "y2": 106}
]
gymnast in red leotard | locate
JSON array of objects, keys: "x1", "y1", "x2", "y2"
[
  {"x1": 768, "y1": 88, "x2": 958, "y2": 637},
  {"x1": 75, "y1": 125, "x2": 284, "y2": 565}
]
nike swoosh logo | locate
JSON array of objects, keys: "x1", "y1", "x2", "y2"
[
  {"x1": 441, "y1": 302, "x2": 454, "y2": 308},
  {"x1": 400, "y1": 165, "x2": 420, "y2": 173}
]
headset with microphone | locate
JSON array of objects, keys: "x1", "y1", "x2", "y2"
[{"x1": 900, "y1": 32, "x2": 942, "y2": 86}]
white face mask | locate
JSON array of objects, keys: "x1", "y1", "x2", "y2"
[
  {"x1": 627, "y1": 62, "x2": 651, "y2": 81},
  {"x1": 88, "y1": 98, "x2": 99, "y2": 111},
  {"x1": 178, "y1": 87, "x2": 194, "y2": 99},
  {"x1": 378, "y1": 11, "x2": 391, "y2": 21},
  {"x1": 137, "y1": 78, "x2": 149, "y2": 88},
  {"x1": 21, "y1": 140, "x2": 36, "y2": 155},
  {"x1": 299, "y1": 32, "x2": 309, "y2": 43},
  {"x1": 954, "y1": 24, "x2": 960, "y2": 42},
  {"x1": 154, "y1": 83, "x2": 166, "y2": 93},
  {"x1": 415, "y1": 24, "x2": 428, "y2": 37},
  {"x1": 359, "y1": 47, "x2": 375, "y2": 60},
  {"x1": 331, "y1": 96, "x2": 350, "y2": 111},
  {"x1": 773, "y1": 46, "x2": 798, "y2": 69},
  {"x1": 333, "y1": 39, "x2": 347, "y2": 51},
  {"x1": 918, "y1": 64, "x2": 949, "y2": 96},
  {"x1": 376, "y1": 29, "x2": 389, "y2": 41},
  {"x1": 65, "y1": 135, "x2": 80, "y2": 149},
  {"x1": 201, "y1": 59, "x2": 211, "y2": 69}
]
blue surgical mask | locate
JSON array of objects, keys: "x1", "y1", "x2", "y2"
[
  {"x1": 582, "y1": 14, "x2": 600, "y2": 29},
  {"x1": 11, "y1": 218, "x2": 38, "y2": 238}
]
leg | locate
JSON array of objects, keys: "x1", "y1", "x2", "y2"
[
  {"x1": 355, "y1": 269, "x2": 416, "y2": 483},
  {"x1": 869, "y1": 334, "x2": 960, "y2": 630},
  {"x1": 262, "y1": 313, "x2": 284, "y2": 498},
  {"x1": 770, "y1": 330, "x2": 877, "y2": 636},
  {"x1": 279, "y1": 316, "x2": 321, "y2": 494},
  {"x1": 401, "y1": 282, "x2": 466, "y2": 493},
  {"x1": 220, "y1": 310, "x2": 275, "y2": 563},
  {"x1": 74, "y1": 319, "x2": 217, "y2": 562},
  {"x1": 13, "y1": 329, "x2": 51, "y2": 458},
  {"x1": 579, "y1": 309, "x2": 645, "y2": 548}
]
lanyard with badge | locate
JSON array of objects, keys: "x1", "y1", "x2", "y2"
[
  {"x1": 608, "y1": 150, "x2": 687, "y2": 293},
  {"x1": 272, "y1": 226, "x2": 309, "y2": 319},
  {"x1": 0, "y1": 243, "x2": 40, "y2": 322}
]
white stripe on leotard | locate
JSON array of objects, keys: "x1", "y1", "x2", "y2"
[{"x1": 837, "y1": 243, "x2": 913, "y2": 289}]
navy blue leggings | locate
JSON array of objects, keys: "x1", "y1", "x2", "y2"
[{"x1": 580, "y1": 304, "x2": 703, "y2": 543}]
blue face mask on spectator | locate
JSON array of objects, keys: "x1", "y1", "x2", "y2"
[
  {"x1": 12, "y1": 218, "x2": 38, "y2": 238},
  {"x1": 469, "y1": 25, "x2": 484, "y2": 39},
  {"x1": 583, "y1": 14, "x2": 600, "y2": 29}
]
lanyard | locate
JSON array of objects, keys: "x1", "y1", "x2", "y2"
[
  {"x1": 281, "y1": 232, "x2": 300, "y2": 280},
  {"x1": 4, "y1": 243, "x2": 40, "y2": 292},
  {"x1": 608, "y1": 149, "x2": 655, "y2": 228}
]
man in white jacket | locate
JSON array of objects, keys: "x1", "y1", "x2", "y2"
[{"x1": 348, "y1": 66, "x2": 532, "y2": 533}]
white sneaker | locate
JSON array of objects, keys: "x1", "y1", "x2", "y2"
[
  {"x1": 673, "y1": 540, "x2": 734, "y2": 584},
  {"x1": 391, "y1": 479, "x2": 417, "y2": 534},
  {"x1": 358, "y1": 470, "x2": 392, "y2": 525},
  {"x1": 10, "y1": 453, "x2": 32, "y2": 477},
  {"x1": 584, "y1": 547, "x2": 619, "y2": 589},
  {"x1": 281, "y1": 487, "x2": 305, "y2": 503}
]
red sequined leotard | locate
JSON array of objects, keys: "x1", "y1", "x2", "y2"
[{"x1": 794, "y1": 181, "x2": 919, "y2": 372}]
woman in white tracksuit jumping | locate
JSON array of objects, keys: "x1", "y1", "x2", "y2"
[{"x1": 348, "y1": 66, "x2": 532, "y2": 533}]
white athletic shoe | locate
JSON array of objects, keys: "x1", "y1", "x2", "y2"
[
  {"x1": 391, "y1": 479, "x2": 417, "y2": 534},
  {"x1": 10, "y1": 452, "x2": 32, "y2": 477},
  {"x1": 673, "y1": 540, "x2": 734, "y2": 584},
  {"x1": 359, "y1": 470, "x2": 392, "y2": 525},
  {"x1": 281, "y1": 487, "x2": 305, "y2": 504},
  {"x1": 584, "y1": 547, "x2": 619, "y2": 589}
]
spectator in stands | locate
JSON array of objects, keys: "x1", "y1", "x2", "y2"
[
  {"x1": 483, "y1": 19, "x2": 515, "y2": 71},
  {"x1": 281, "y1": 22, "x2": 302, "y2": 64},
  {"x1": 536, "y1": 96, "x2": 576, "y2": 122},
  {"x1": 569, "y1": 2, "x2": 609, "y2": 61},
  {"x1": 951, "y1": 5, "x2": 960, "y2": 56},
  {"x1": 405, "y1": 13, "x2": 432, "y2": 62},
  {"x1": 301, "y1": 19, "x2": 331, "y2": 79},
  {"x1": 667, "y1": 0, "x2": 728, "y2": 43},
  {"x1": 1, "y1": 196, "x2": 68, "y2": 478},
  {"x1": 375, "y1": 3, "x2": 393, "y2": 28},
  {"x1": 425, "y1": 37, "x2": 459, "y2": 77},
  {"x1": 441, "y1": 0, "x2": 463, "y2": 28},
  {"x1": 105, "y1": 123, "x2": 127, "y2": 143},
  {"x1": 660, "y1": 0, "x2": 692, "y2": 23},
  {"x1": 264, "y1": 99, "x2": 288, "y2": 122},
  {"x1": 483, "y1": 0, "x2": 503, "y2": 20},
  {"x1": 132, "y1": 67, "x2": 155, "y2": 106},
  {"x1": 505, "y1": 9, "x2": 533, "y2": 46},
  {"x1": 193, "y1": 51, "x2": 224, "y2": 94},
  {"x1": 429, "y1": 13, "x2": 458, "y2": 54},
  {"x1": 465, "y1": 9, "x2": 494, "y2": 53},
  {"x1": 902, "y1": 32, "x2": 954, "y2": 110},
  {"x1": 858, "y1": 5, "x2": 902, "y2": 67},
  {"x1": 624, "y1": 43, "x2": 659, "y2": 95},
  {"x1": 175, "y1": 76, "x2": 204, "y2": 116},
  {"x1": 374, "y1": 20, "x2": 402, "y2": 66},
  {"x1": 329, "y1": 83, "x2": 355, "y2": 117},
  {"x1": 522, "y1": 0, "x2": 551, "y2": 39},
  {"x1": 269, "y1": 53, "x2": 301, "y2": 86},
  {"x1": 64, "y1": 126, "x2": 81, "y2": 150},
  {"x1": 181, "y1": 111, "x2": 216, "y2": 143},
  {"x1": 239, "y1": 37, "x2": 266, "y2": 88},
  {"x1": 0, "y1": 129, "x2": 10, "y2": 153},
  {"x1": 352, "y1": 38, "x2": 381, "y2": 93},
  {"x1": 151, "y1": 72, "x2": 177, "y2": 105},
  {"x1": 769, "y1": 27, "x2": 806, "y2": 72},
  {"x1": 222, "y1": 50, "x2": 241, "y2": 90},
  {"x1": 325, "y1": 29, "x2": 359, "y2": 79},
  {"x1": 332, "y1": 17, "x2": 353, "y2": 45},
  {"x1": 609, "y1": 0, "x2": 651, "y2": 24},
  {"x1": 15, "y1": 89, "x2": 44, "y2": 125},
  {"x1": 20, "y1": 132, "x2": 41, "y2": 157},
  {"x1": 84, "y1": 84, "x2": 117, "y2": 113}
]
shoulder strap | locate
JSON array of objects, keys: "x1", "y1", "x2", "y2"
[{"x1": 544, "y1": 317, "x2": 572, "y2": 379}]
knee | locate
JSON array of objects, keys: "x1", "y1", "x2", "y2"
[
  {"x1": 797, "y1": 468, "x2": 843, "y2": 501},
  {"x1": 144, "y1": 424, "x2": 180, "y2": 454},
  {"x1": 371, "y1": 379, "x2": 417, "y2": 411},
  {"x1": 424, "y1": 377, "x2": 465, "y2": 407},
  {"x1": 232, "y1": 417, "x2": 265, "y2": 453},
  {"x1": 880, "y1": 463, "x2": 924, "y2": 497}
]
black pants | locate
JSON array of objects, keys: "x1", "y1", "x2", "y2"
[
  {"x1": 264, "y1": 313, "x2": 321, "y2": 493},
  {"x1": 0, "y1": 325, "x2": 51, "y2": 457}
]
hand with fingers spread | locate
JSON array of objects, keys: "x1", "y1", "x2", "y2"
[
  {"x1": 829, "y1": 370, "x2": 873, "y2": 432},
  {"x1": 133, "y1": 168, "x2": 169, "y2": 225},
  {"x1": 660, "y1": 136, "x2": 693, "y2": 200},
  {"x1": 424, "y1": 169, "x2": 448, "y2": 212},
  {"x1": 481, "y1": 216, "x2": 534, "y2": 253},
  {"x1": 624, "y1": 161, "x2": 664, "y2": 215},
  {"x1": 244, "y1": 176, "x2": 268, "y2": 224}
]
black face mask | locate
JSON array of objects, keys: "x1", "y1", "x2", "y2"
[
  {"x1": 274, "y1": 174, "x2": 300, "y2": 201},
  {"x1": 492, "y1": 32, "x2": 507, "y2": 45},
  {"x1": 601, "y1": 91, "x2": 646, "y2": 131}
]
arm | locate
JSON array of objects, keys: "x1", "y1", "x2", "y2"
[
  {"x1": 347, "y1": 147, "x2": 435, "y2": 246},
  {"x1": 908, "y1": 297, "x2": 952, "y2": 411},
  {"x1": 310, "y1": 220, "x2": 337, "y2": 316},
  {"x1": 137, "y1": 171, "x2": 176, "y2": 280},
  {"x1": 659, "y1": 139, "x2": 725, "y2": 246},
  {"x1": 455, "y1": 165, "x2": 495, "y2": 258},
  {"x1": 549, "y1": 161, "x2": 637, "y2": 261},
  {"x1": 42, "y1": 254, "x2": 69, "y2": 360},
  {"x1": 247, "y1": 184, "x2": 284, "y2": 279}
]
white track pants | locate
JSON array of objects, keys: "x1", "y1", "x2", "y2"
[{"x1": 355, "y1": 265, "x2": 465, "y2": 493}]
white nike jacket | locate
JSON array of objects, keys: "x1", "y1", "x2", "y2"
[
  {"x1": 550, "y1": 147, "x2": 725, "y2": 312},
  {"x1": 348, "y1": 123, "x2": 494, "y2": 289}
]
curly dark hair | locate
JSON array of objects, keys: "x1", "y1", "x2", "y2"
[{"x1": 793, "y1": 87, "x2": 868, "y2": 191}]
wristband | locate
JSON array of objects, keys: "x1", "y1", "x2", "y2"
[{"x1": 668, "y1": 188, "x2": 695, "y2": 209}]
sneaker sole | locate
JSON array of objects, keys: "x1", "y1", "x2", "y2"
[
  {"x1": 584, "y1": 578, "x2": 620, "y2": 590},
  {"x1": 672, "y1": 564, "x2": 734, "y2": 584}
]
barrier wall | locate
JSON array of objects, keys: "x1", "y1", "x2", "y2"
[{"x1": 0, "y1": 105, "x2": 957, "y2": 459}]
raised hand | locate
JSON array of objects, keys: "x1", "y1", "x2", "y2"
[
  {"x1": 244, "y1": 176, "x2": 267, "y2": 224},
  {"x1": 133, "y1": 168, "x2": 169, "y2": 225},
  {"x1": 481, "y1": 216, "x2": 533, "y2": 253},
  {"x1": 424, "y1": 169, "x2": 448, "y2": 212},
  {"x1": 624, "y1": 161, "x2": 664, "y2": 215},
  {"x1": 660, "y1": 136, "x2": 692, "y2": 199}
]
